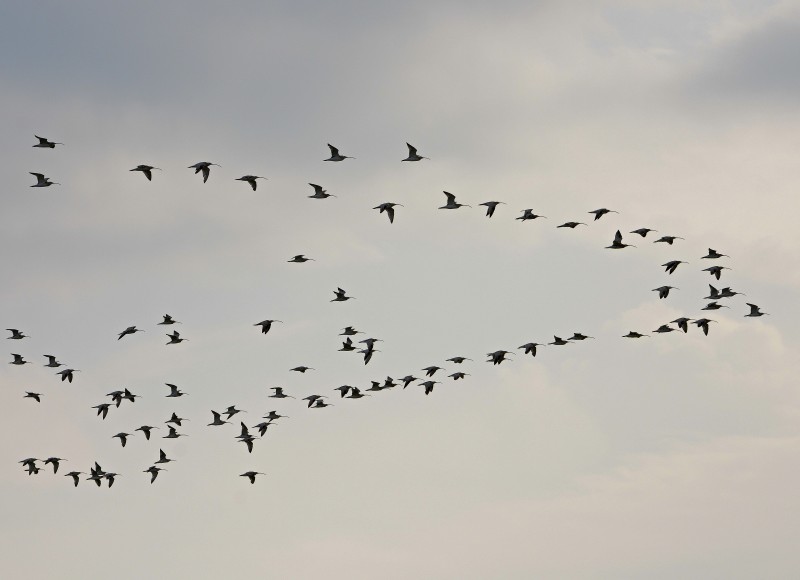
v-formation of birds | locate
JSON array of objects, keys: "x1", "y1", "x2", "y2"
[{"x1": 14, "y1": 137, "x2": 771, "y2": 487}]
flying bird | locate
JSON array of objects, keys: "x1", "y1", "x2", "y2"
[
  {"x1": 33, "y1": 135, "x2": 62, "y2": 148},
  {"x1": 240, "y1": 471, "x2": 266, "y2": 484},
  {"x1": 557, "y1": 221, "x2": 586, "y2": 229},
  {"x1": 117, "y1": 326, "x2": 143, "y2": 340},
  {"x1": 606, "y1": 230, "x2": 635, "y2": 249},
  {"x1": 308, "y1": 183, "x2": 335, "y2": 199},
  {"x1": 163, "y1": 426, "x2": 187, "y2": 439},
  {"x1": 439, "y1": 191, "x2": 470, "y2": 209},
  {"x1": 155, "y1": 449, "x2": 173, "y2": 464},
  {"x1": 420, "y1": 380, "x2": 439, "y2": 395},
  {"x1": 340, "y1": 326, "x2": 361, "y2": 336},
  {"x1": 589, "y1": 208, "x2": 618, "y2": 220},
  {"x1": 325, "y1": 144, "x2": 354, "y2": 161},
  {"x1": 288, "y1": 255, "x2": 313, "y2": 263},
  {"x1": 135, "y1": 425, "x2": 158, "y2": 440},
  {"x1": 745, "y1": 303, "x2": 768, "y2": 317},
  {"x1": 652, "y1": 286, "x2": 677, "y2": 299},
  {"x1": 165, "y1": 383, "x2": 186, "y2": 397},
  {"x1": 24, "y1": 391, "x2": 41, "y2": 402},
  {"x1": 331, "y1": 287, "x2": 354, "y2": 302},
  {"x1": 422, "y1": 366, "x2": 443, "y2": 377},
  {"x1": 188, "y1": 162, "x2": 220, "y2": 183},
  {"x1": 702, "y1": 248, "x2": 729, "y2": 259},
  {"x1": 44, "y1": 457, "x2": 65, "y2": 473},
  {"x1": 166, "y1": 412, "x2": 188, "y2": 427},
  {"x1": 446, "y1": 356, "x2": 472, "y2": 364},
  {"x1": 623, "y1": 331, "x2": 648, "y2": 338},
  {"x1": 10, "y1": 353, "x2": 29, "y2": 365},
  {"x1": 130, "y1": 165, "x2": 160, "y2": 181},
  {"x1": 672, "y1": 317, "x2": 692, "y2": 333},
  {"x1": 43, "y1": 354, "x2": 62, "y2": 367},
  {"x1": 662, "y1": 260, "x2": 687, "y2": 274},
  {"x1": 569, "y1": 333, "x2": 594, "y2": 341},
  {"x1": 548, "y1": 336, "x2": 570, "y2": 346},
  {"x1": 29, "y1": 172, "x2": 59, "y2": 187},
  {"x1": 112, "y1": 433, "x2": 130, "y2": 448},
  {"x1": 402, "y1": 143, "x2": 428, "y2": 161},
  {"x1": 65, "y1": 471, "x2": 83, "y2": 487},
  {"x1": 56, "y1": 369, "x2": 78, "y2": 382},
  {"x1": 269, "y1": 387, "x2": 294, "y2": 399},
  {"x1": 236, "y1": 175, "x2": 267, "y2": 190},
  {"x1": 374, "y1": 202, "x2": 403, "y2": 223},
  {"x1": 653, "y1": 325, "x2": 675, "y2": 334},
  {"x1": 449, "y1": 372, "x2": 469, "y2": 380},
  {"x1": 479, "y1": 201, "x2": 505, "y2": 217},
  {"x1": 518, "y1": 342, "x2": 545, "y2": 356},
  {"x1": 7, "y1": 329, "x2": 26, "y2": 339},
  {"x1": 517, "y1": 209, "x2": 546, "y2": 221},
  {"x1": 158, "y1": 314, "x2": 180, "y2": 325},
  {"x1": 703, "y1": 265, "x2": 731, "y2": 280},
  {"x1": 166, "y1": 331, "x2": 187, "y2": 344},
  {"x1": 208, "y1": 411, "x2": 230, "y2": 426},
  {"x1": 339, "y1": 337, "x2": 356, "y2": 351},
  {"x1": 702, "y1": 301, "x2": 729, "y2": 311},
  {"x1": 630, "y1": 228, "x2": 656, "y2": 237},
  {"x1": 693, "y1": 318, "x2": 716, "y2": 335},
  {"x1": 254, "y1": 319, "x2": 282, "y2": 334},
  {"x1": 144, "y1": 466, "x2": 166, "y2": 484},
  {"x1": 653, "y1": 235, "x2": 684, "y2": 245},
  {"x1": 92, "y1": 403, "x2": 111, "y2": 420}
]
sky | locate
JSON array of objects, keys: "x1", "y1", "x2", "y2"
[{"x1": 1, "y1": 1, "x2": 799, "y2": 578}]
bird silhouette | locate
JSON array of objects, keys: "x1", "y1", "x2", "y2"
[
  {"x1": 703, "y1": 265, "x2": 731, "y2": 280},
  {"x1": 745, "y1": 303, "x2": 768, "y2": 317},
  {"x1": 606, "y1": 230, "x2": 635, "y2": 249},
  {"x1": 33, "y1": 135, "x2": 62, "y2": 148},
  {"x1": 7, "y1": 329, "x2": 26, "y2": 339},
  {"x1": 24, "y1": 392, "x2": 41, "y2": 402},
  {"x1": 439, "y1": 191, "x2": 470, "y2": 209},
  {"x1": 479, "y1": 201, "x2": 505, "y2": 217},
  {"x1": 254, "y1": 319, "x2": 283, "y2": 334},
  {"x1": 630, "y1": 228, "x2": 656, "y2": 237},
  {"x1": 288, "y1": 255, "x2": 313, "y2": 263},
  {"x1": 402, "y1": 143, "x2": 428, "y2": 161},
  {"x1": 517, "y1": 209, "x2": 547, "y2": 221},
  {"x1": 331, "y1": 287, "x2": 354, "y2": 302},
  {"x1": 557, "y1": 221, "x2": 586, "y2": 229},
  {"x1": 10, "y1": 354, "x2": 29, "y2": 365},
  {"x1": 374, "y1": 202, "x2": 403, "y2": 223},
  {"x1": 589, "y1": 208, "x2": 618, "y2": 220},
  {"x1": 29, "y1": 172, "x2": 60, "y2": 187},
  {"x1": 188, "y1": 162, "x2": 220, "y2": 183},
  {"x1": 662, "y1": 260, "x2": 687, "y2": 274},
  {"x1": 308, "y1": 183, "x2": 335, "y2": 199},
  {"x1": 325, "y1": 144, "x2": 354, "y2": 161},
  {"x1": 236, "y1": 175, "x2": 267, "y2": 190},
  {"x1": 652, "y1": 286, "x2": 677, "y2": 299},
  {"x1": 702, "y1": 248, "x2": 729, "y2": 259},
  {"x1": 117, "y1": 326, "x2": 143, "y2": 340},
  {"x1": 130, "y1": 165, "x2": 160, "y2": 181},
  {"x1": 240, "y1": 471, "x2": 266, "y2": 484}
]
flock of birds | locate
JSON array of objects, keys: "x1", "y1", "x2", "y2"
[{"x1": 14, "y1": 136, "x2": 770, "y2": 487}]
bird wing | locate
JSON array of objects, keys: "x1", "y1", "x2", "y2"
[
  {"x1": 614, "y1": 230, "x2": 622, "y2": 244},
  {"x1": 328, "y1": 144, "x2": 339, "y2": 156},
  {"x1": 201, "y1": 166, "x2": 210, "y2": 182},
  {"x1": 443, "y1": 191, "x2": 456, "y2": 204},
  {"x1": 407, "y1": 143, "x2": 417, "y2": 156}
]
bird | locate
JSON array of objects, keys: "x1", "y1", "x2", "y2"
[
  {"x1": 374, "y1": 202, "x2": 403, "y2": 223},
  {"x1": 606, "y1": 230, "x2": 635, "y2": 249},
  {"x1": 346, "y1": 387, "x2": 368, "y2": 399},
  {"x1": 130, "y1": 165, "x2": 160, "y2": 181},
  {"x1": 702, "y1": 301, "x2": 729, "y2": 311},
  {"x1": 557, "y1": 221, "x2": 586, "y2": 229},
  {"x1": 254, "y1": 319, "x2": 283, "y2": 334},
  {"x1": 224, "y1": 406, "x2": 245, "y2": 420},
  {"x1": 123, "y1": 389, "x2": 140, "y2": 403},
  {"x1": 439, "y1": 191, "x2": 470, "y2": 209},
  {"x1": 623, "y1": 331, "x2": 648, "y2": 338},
  {"x1": 155, "y1": 449, "x2": 173, "y2": 464},
  {"x1": 166, "y1": 412, "x2": 188, "y2": 427},
  {"x1": 65, "y1": 471, "x2": 83, "y2": 487},
  {"x1": 745, "y1": 303, "x2": 768, "y2": 317},
  {"x1": 519, "y1": 342, "x2": 545, "y2": 356},
  {"x1": 29, "y1": 172, "x2": 59, "y2": 187},
  {"x1": 671, "y1": 317, "x2": 692, "y2": 333},
  {"x1": 653, "y1": 325, "x2": 675, "y2": 334},
  {"x1": 517, "y1": 209, "x2": 546, "y2": 222},
  {"x1": 269, "y1": 387, "x2": 294, "y2": 399},
  {"x1": 420, "y1": 380, "x2": 439, "y2": 395},
  {"x1": 263, "y1": 411, "x2": 288, "y2": 421},
  {"x1": 56, "y1": 369, "x2": 78, "y2": 382},
  {"x1": 487, "y1": 350, "x2": 513, "y2": 364},
  {"x1": 24, "y1": 391, "x2": 41, "y2": 402},
  {"x1": 449, "y1": 372, "x2": 469, "y2": 380},
  {"x1": 19, "y1": 458, "x2": 39, "y2": 475},
  {"x1": 331, "y1": 287, "x2": 354, "y2": 302},
  {"x1": 334, "y1": 385, "x2": 352, "y2": 398},
  {"x1": 117, "y1": 326, "x2": 143, "y2": 340},
  {"x1": 569, "y1": 333, "x2": 594, "y2": 341},
  {"x1": 7, "y1": 328, "x2": 26, "y2": 339},
  {"x1": 145, "y1": 466, "x2": 166, "y2": 483},
  {"x1": 693, "y1": 318, "x2": 716, "y2": 335},
  {"x1": 166, "y1": 331, "x2": 187, "y2": 344},
  {"x1": 158, "y1": 314, "x2": 180, "y2": 325},
  {"x1": 718, "y1": 287, "x2": 745, "y2": 299},
  {"x1": 422, "y1": 366, "x2": 443, "y2": 377},
  {"x1": 92, "y1": 403, "x2": 111, "y2": 420},
  {"x1": 208, "y1": 411, "x2": 230, "y2": 426},
  {"x1": 589, "y1": 208, "x2": 618, "y2": 220},
  {"x1": 662, "y1": 260, "x2": 687, "y2": 274},
  {"x1": 308, "y1": 183, "x2": 335, "y2": 199},
  {"x1": 366, "y1": 381, "x2": 386, "y2": 392},
  {"x1": 43, "y1": 354, "x2": 62, "y2": 367},
  {"x1": 236, "y1": 175, "x2": 267, "y2": 191},
  {"x1": 702, "y1": 248, "x2": 729, "y2": 259},
  {"x1": 10, "y1": 353, "x2": 30, "y2": 365},
  {"x1": 163, "y1": 426, "x2": 187, "y2": 439},
  {"x1": 446, "y1": 356, "x2": 472, "y2": 364},
  {"x1": 325, "y1": 144, "x2": 354, "y2": 161},
  {"x1": 339, "y1": 337, "x2": 356, "y2": 351},
  {"x1": 165, "y1": 383, "x2": 186, "y2": 397},
  {"x1": 239, "y1": 435, "x2": 257, "y2": 453},
  {"x1": 359, "y1": 338, "x2": 382, "y2": 350},
  {"x1": 653, "y1": 235, "x2": 684, "y2": 245},
  {"x1": 630, "y1": 228, "x2": 656, "y2": 237},
  {"x1": 400, "y1": 375, "x2": 419, "y2": 389},
  {"x1": 104, "y1": 472, "x2": 120, "y2": 488},
  {"x1": 303, "y1": 395, "x2": 326, "y2": 408},
  {"x1": 340, "y1": 327, "x2": 361, "y2": 336},
  {"x1": 44, "y1": 457, "x2": 65, "y2": 473},
  {"x1": 33, "y1": 135, "x2": 63, "y2": 148},
  {"x1": 253, "y1": 421, "x2": 275, "y2": 436},
  {"x1": 240, "y1": 471, "x2": 265, "y2": 484},
  {"x1": 288, "y1": 255, "x2": 313, "y2": 263},
  {"x1": 107, "y1": 390, "x2": 125, "y2": 407},
  {"x1": 652, "y1": 286, "x2": 677, "y2": 299},
  {"x1": 188, "y1": 162, "x2": 220, "y2": 183},
  {"x1": 479, "y1": 201, "x2": 505, "y2": 217},
  {"x1": 312, "y1": 399, "x2": 333, "y2": 408},
  {"x1": 402, "y1": 143, "x2": 428, "y2": 161},
  {"x1": 703, "y1": 265, "x2": 731, "y2": 280},
  {"x1": 290, "y1": 366, "x2": 314, "y2": 373},
  {"x1": 112, "y1": 433, "x2": 130, "y2": 448},
  {"x1": 135, "y1": 425, "x2": 158, "y2": 440}
]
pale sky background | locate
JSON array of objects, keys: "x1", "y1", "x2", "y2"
[{"x1": 1, "y1": 1, "x2": 799, "y2": 578}]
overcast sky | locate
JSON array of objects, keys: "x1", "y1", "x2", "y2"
[{"x1": 2, "y1": 1, "x2": 799, "y2": 578}]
